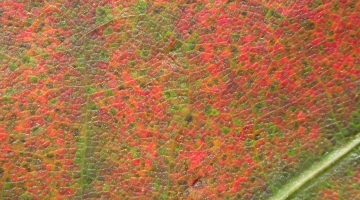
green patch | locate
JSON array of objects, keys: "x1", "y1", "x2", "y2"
[
  {"x1": 131, "y1": 69, "x2": 147, "y2": 78},
  {"x1": 4, "y1": 182, "x2": 13, "y2": 190},
  {"x1": 82, "y1": 169, "x2": 96, "y2": 187},
  {"x1": 138, "y1": 49, "x2": 151, "y2": 58},
  {"x1": 302, "y1": 20, "x2": 316, "y2": 31},
  {"x1": 104, "y1": 26, "x2": 113, "y2": 35},
  {"x1": 160, "y1": 192, "x2": 169, "y2": 200},
  {"x1": 29, "y1": 76, "x2": 39, "y2": 83},
  {"x1": 342, "y1": 111, "x2": 360, "y2": 138},
  {"x1": 110, "y1": 108, "x2": 118, "y2": 116},
  {"x1": 99, "y1": 51, "x2": 110, "y2": 61},
  {"x1": 195, "y1": 133, "x2": 202, "y2": 139},
  {"x1": 38, "y1": 73, "x2": 47, "y2": 80},
  {"x1": 158, "y1": 146, "x2": 167, "y2": 156},
  {"x1": 231, "y1": 34, "x2": 240, "y2": 42},
  {"x1": 204, "y1": 105, "x2": 220, "y2": 117},
  {"x1": 235, "y1": 128, "x2": 242, "y2": 136},
  {"x1": 103, "y1": 184, "x2": 110, "y2": 191},
  {"x1": 55, "y1": 44, "x2": 65, "y2": 53},
  {"x1": 130, "y1": 71, "x2": 138, "y2": 78},
  {"x1": 321, "y1": 181, "x2": 332, "y2": 189},
  {"x1": 153, "y1": 32, "x2": 163, "y2": 42},
  {"x1": 170, "y1": 40, "x2": 183, "y2": 52},
  {"x1": 58, "y1": 18, "x2": 67, "y2": 27},
  {"x1": 19, "y1": 192, "x2": 34, "y2": 200},
  {"x1": 265, "y1": 9, "x2": 283, "y2": 19},
  {"x1": 135, "y1": 0, "x2": 147, "y2": 14},
  {"x1": 2, "y1": 96, "x2": 12, "y2": 104},
  {"x1": 184, "y1": 33, "x2": 199, "y2": 52},
  {"x1": 289, "y1": 106, "x2": 297, "y2": 113},
  {"x1": 286, "y1": 148, "x2": 297, "y2": 157},
  {"x1": 48, "y1": 98, "x2": 58, "y2": 105},
  {"x1": 139, "y1": 68, "x2": 147, "y2": 76},
  {"x1": 221, "y1": 127, "x2": 231, "y2": 135},
  {"x1": 233, "y1": 117, "x2": 245, "y2": 127},
  {"x1": 132, "y1": 147, "x2": 141, "y2": 158},
  {"x1": 244, "y1": 138, "x2": 254, "y2": 147},
  {"x1": 163, "y1": 90, "x2": 177, "y2": 99},
  {"x1": 204, "y1": 135, "x2": 213, "y2": 148},
  {"x1": 40, "y1": 53, "x2": 51, "y2": 60},
  {"x1": 253, "y1": 102, "x2": 265, "y2": 114},
  {"x1": 4, "y1": 87, "x2": 14, "y2": 96},
  {"x1": 44, "y1": 115, "x2": 52, "y2": 123},
  {"x1": 195, "y1": 3, "x2": 205, "y2": 11},
  {"x1": 346, "y1": 168, "x2": 355, "y2": 177},
  {"x1": 31, "y1": 126, "x2": 45, "y2": 136},
  {"x1": 168, "y1": 104, "x2": 186, "y2": 114},
  {"x1": 110, "y1": 38, "x2": 122, "y2": 50},
  {"x1": 105, "y1": 89, "x2": 114, "y2": 97},
  {"x1": 273, "y1": 53, "x2": 283, "y2": 61},
  {"x1": 9, "y1": 63, "x2": 19, "y2": 71},
  {"x1": 222, "y1": 74, "x2": 230, "y2": 82},
  {"x1": 269, "y1": 83, "x2": 278, "y2": 93},
  {"x1": 128, "y1": 60, "x2": 136, "y2": 68},
  {"x1": 87, "y1": 103, "x2": 99, "y2": 111},
  {"x1": 99, "y1": 151, "x2": 106, "y2": 160},
  {"x1": 195, "y1": 80, "x2": 202, "y2": 88},
  {"x1": 85, "y1": 86, "x2": 96, "y2": 94},
  {"x1": 21, "y1": 55, "x2": 31, "y2": 64},
  {"x1": 265, "y1": 123, "x2": 283, "y2": 139},
  {"x1": 70, "y1": 35, "x2": 78, "y2": 45},
  {"x1": 254, "y1": 122, "x2": 264, "y2": 130},
  {"x1": 309, "y1": 0, "x2": 323, "y2": 8},
  {"x1": 146, "y1": 20, "x2": 157, "y2": 31},
  {"x1": 180, "y1": 82, "x2": 187, "y2": 88},
  {"x1": 299, "y1": 62, "x2": 313, "y2": 79},
  {"x1": 152, "y1": 178, "x2": 161, "y2": 191},
  {"x1": 96, "y1": 6, "x2": 113, "y2": 25},
  {"x1": 318, "y1": 44, "x2": 324, "y2": 55},
  {"x1": 25, "y1": 18, "x2": 34, "y2": 27}
]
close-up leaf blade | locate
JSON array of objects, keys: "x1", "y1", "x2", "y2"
[{"x1": 0, "y1": 0, "x2": 359, "y2": 199}]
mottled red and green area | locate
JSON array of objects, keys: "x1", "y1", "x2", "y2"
[{"x1": 0, "y1": 0, "x2": 359, "y2": 199}]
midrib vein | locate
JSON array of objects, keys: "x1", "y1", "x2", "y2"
[
  {"x1": 79, "y1": 45, "x2": 91, "y2": 197},
  {"x1": 270, "y1": 133, "x2": 360, "y2": 200}
]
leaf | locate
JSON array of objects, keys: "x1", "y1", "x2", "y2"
[{"x1": 0, "y1": 0, "x2": 359, "y2": 199}]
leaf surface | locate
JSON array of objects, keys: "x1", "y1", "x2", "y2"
[{"x1": 0, "y1": 0, "x2": 359, "y2": 199}]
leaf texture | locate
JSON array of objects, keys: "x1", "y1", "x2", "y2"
[{"x1": 0, "y1": 0, "x2": 359, "y2": 199}]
